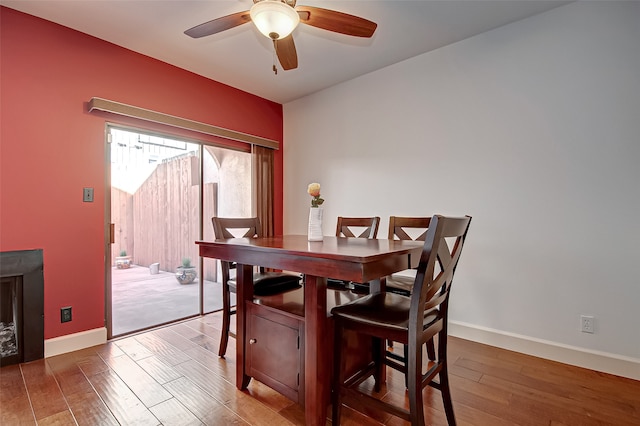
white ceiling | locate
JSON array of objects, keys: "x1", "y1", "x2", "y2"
[{"x1": 1, "y1": 0, "x2": 571, "y2": 104}]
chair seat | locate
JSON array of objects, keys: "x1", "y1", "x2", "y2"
[
  {"x1": 331, "y1": 292, "x2": 439, "y2": 336},
  {"x1": 229, "y1": 272, "x2": 301, "y2": 296},
  {"x1": 385, "y1": 273, "x2": 415, "y2": 296}
]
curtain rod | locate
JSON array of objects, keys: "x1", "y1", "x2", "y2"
[{"x1": 87, "y1": 97, "x2": 279, "y2": 150}]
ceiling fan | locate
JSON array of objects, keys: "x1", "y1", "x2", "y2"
[{"x1": 184, "y1": 0, "x2": 377, "y2": 72}]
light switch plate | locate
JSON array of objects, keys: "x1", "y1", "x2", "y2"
[{"x1": 83, "y1": 187, "x2": 94, "y2": 202}]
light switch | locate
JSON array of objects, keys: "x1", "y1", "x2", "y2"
[{"x1": 83, "y1": 187, "x2": 94, "y2": 202}]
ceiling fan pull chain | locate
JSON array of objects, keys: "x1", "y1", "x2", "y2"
[{"x1": 272, "y1": 43, "x2": 278, "y2": 75}]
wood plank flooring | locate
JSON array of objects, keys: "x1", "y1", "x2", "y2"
[{"x1": 1, "y1": 311, "x2": 638, "y2": 425}]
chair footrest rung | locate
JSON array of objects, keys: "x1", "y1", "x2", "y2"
[
  {"x1": 385, "y1": 350, "x2": 406, "y2": 363},
  {"x1": 428, "y1": 379, "x2": 442, "y2": 390},
  {"x1": 343, "y1": 361, "x2": 376, "y2": 389},
  {"x1": 384, "y1": 357, "x2": 406, "y2": 374},
  {"x1": 421, "y1": 364, "x2": 443, "y2": 388},
  {"x1": 343, "y1": 388, "x2": 410, "y2": 422}
]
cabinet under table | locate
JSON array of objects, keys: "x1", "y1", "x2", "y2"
[{"x1": 246, "y1": 298, "x2": 305, "y2": 403}]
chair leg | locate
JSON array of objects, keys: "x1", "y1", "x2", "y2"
[
  {"x1": 332, "y1": 320, "x2": 345, "y2": 426},
  {"x1": 439, "y1": 362, "x2": 456, "y2": 426},
  {"x1": 403, "y1": 343, "x2": 409, "y2": 389},
  {"x1": 427, "y1": 338, "x2": 436, "y2": 361},
  {"x1": 372, "y1": 337, "x2": 383, "y2": 392},
  {"x1": 438, "y1": 333, "x2": 456, "y2": 426},
  {"x1": 407, "y1": 343, "x2": 425, "y2": 426},
  {"x1": 218, "y1": 283, "x2": 232, "y2": 358}
]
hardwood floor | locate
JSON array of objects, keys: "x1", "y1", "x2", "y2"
[{"x1": 1, "y1": 311, "x2": 638, "y2": 425}]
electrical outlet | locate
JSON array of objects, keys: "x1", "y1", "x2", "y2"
[
  {"x1": 581, "y1": 315, "x2": 594, "y2": 333},
  {"x1": 83, "y1": 187, "x2": 94, "y2": 202},
  {"x1": 61, "y1": 306, "x2": 72, "y2": 323}
]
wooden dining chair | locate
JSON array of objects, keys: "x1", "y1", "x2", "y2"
[
  {"x1": 331, "y1": 215, "x2": 472, "y2": 426},
  {"x1": 386, "y1": 216, "x2": 432, "y2": 296},
  {"x1": 211, "y1": 217, "x2": 302, "y2": 358},
  {"x1": 329, "y1": 216, "x2": 380, "y2": 291},
  {"x1": 385, "y1": 216, "x2": 436, "y2": 363},
  {"x1": 335, "y1": 216, "x2": 380, "y2": 239}
]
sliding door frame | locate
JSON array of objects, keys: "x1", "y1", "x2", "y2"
[{"x1": 104, "y1": 123, "x2": 256, "y2": 339}]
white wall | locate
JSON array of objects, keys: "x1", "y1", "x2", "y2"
[{"x1": 283, "y1": 1, "x2": 640, "y2": 378}]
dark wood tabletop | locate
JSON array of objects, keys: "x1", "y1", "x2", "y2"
[
  {"x1": 197, "y1": 235, "x2": 423, "y2": 426},
  {"x1": 198, "y1": 235, "x2": 421, "y2": 282}
]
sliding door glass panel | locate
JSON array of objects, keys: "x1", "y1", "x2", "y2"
[
  {"x1": 202, "y1": 146, "x2": 252, "y2": 314},
  {"x1": 110, "y1": 127, "x2": 202, "y2": 336}
]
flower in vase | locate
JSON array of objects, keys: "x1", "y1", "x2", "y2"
[{"x1": 307, "y1": 183, "x2": 325, "y2": 208}]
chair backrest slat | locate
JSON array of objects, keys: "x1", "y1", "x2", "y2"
[
  {"x1": 388, "y1": 216, "x2": 432, "y2": 241},
  {"x1": 336, "y1": 216, "x2": 380, "y2": 239},
  {"x1": 211, "y1": 217, "x2": 264, "y2": 277},
  {"x1": 212, "y1": 217, "x2": 262, "y2": 239}
]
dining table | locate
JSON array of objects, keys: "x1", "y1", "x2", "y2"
[{"x1": 197, "y1": 235, "x2": 423, "y2": 426}]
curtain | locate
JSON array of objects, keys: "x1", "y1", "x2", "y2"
[{"x1": 253, "y1": 145, "x2": 275, "y2": 237}]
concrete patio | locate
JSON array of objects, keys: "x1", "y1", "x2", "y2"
[{"x1": 111, "y1": 264, "x2": 227, "y2": 336}]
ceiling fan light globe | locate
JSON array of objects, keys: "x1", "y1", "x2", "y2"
[{"x1": 250, "y1": 0, "x2": 300, "y2": 40}]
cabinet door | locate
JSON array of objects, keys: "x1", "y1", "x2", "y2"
[{"x1": 247, "y1": 303, "x2": 303, "y2": 402}]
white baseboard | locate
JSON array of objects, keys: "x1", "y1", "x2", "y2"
[
  {"x1": 44, "y1": 327, "x2": 107, "y2": 358},
  {"x1": 41, "y1": 323, "x2": 639, "y2": 381},
  {"x1": 449, "y1": 321, "x2": 640, "y2": 381}
]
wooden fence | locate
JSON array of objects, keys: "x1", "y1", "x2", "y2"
[{"x1": 111, "y1": 154, "x2": 217, "y2": 281}]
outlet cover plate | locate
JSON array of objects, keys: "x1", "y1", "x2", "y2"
[
  {"x1": 61, "y1": 306, "x2": 72, "y2": 323},
  {"x1": 581, "y1": 315, "x2": 594, "y2": 333}
]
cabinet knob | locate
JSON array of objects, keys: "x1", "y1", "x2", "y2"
[{"x1": 249, "y1": 338, "x2": 257, "y2": 344}]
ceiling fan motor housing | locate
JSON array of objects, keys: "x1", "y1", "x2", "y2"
[{"x1": 250, "y1": 0, "x2": 300, "y2": 40}]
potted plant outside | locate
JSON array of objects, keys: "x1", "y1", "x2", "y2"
[
  {"x1": 175, "y1": 257, "x2": 197, "y2": 284},
  {"x1": 115, "y1": 250, "x2": 132, "y2": 269}
]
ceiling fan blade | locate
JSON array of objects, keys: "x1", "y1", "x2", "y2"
[
  {"x1": 184, "y1": 11, "x2": 251, "y2": 38},
  {"x1": 274, "y1": 36, "x2": 298, "y2": 70},
  {"x1": 296, "y1": 6, "x2": 377, "y2": 38}
]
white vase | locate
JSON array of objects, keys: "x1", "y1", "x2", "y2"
[{"x1": 308, "y1": 207, "x2": 324, "y2": 241}]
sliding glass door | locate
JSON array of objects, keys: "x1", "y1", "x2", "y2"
[{"x1": 106, "y1": 126, "x2": 251, "y2": 338}]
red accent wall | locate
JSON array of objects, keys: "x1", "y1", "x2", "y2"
[{"x1": 0, "y1": 7, "x2": 285, "y2": 339}]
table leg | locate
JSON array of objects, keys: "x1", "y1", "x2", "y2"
[
  {"x1": 304, "y1": 275, "x2": 329, "y2": 426},
  {"x1": 369, "y1": 277, "x2": 382, "y2": 293},
  {"x1": 236, "y1": 264, "x2": 253, "y2": 390},
  {"x1": 367, "y1": 278, "x2": 387, "y2": 386}
]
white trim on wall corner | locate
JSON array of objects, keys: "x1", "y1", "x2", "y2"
[
  {"x1": 449, "y1": 321, "x2": 640, "y2": 381},
  {"x1": 44, "y1": 327, "x2": 107, "y2": 358}
]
